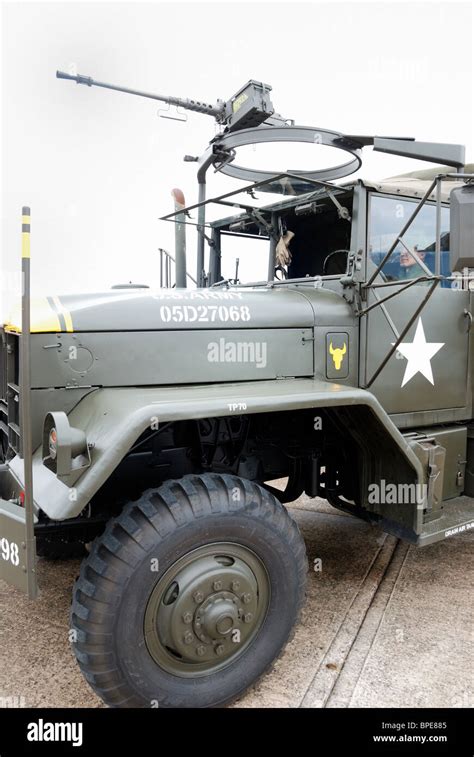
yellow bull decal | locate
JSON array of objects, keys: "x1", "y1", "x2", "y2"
[{"x1": 329, "y1": 341, "x2": 347, "y2": 370}]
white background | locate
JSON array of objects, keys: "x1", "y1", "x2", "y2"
[{"x1": 1, "y1": 0, "x2": 473, "y2": 316}]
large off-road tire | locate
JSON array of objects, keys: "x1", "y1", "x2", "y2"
[{"x1": 71, "y1": 473, "x2": 308, "y2": 708}]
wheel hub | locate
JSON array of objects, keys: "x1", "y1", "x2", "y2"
[
  {"x1": 144, "y1": 543, "x2": 269, "y2": 677},
  {"x1": 195, "y1": 592, "x2": 240, "y2": 642}
]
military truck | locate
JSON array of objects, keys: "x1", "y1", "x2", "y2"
[{"x1": 1, "y1": 73, "x2": 473, "y2": 708}]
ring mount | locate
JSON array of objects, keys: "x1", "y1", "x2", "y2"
[{"x1": 211, "y1": 125, "x2": 362, "y2": 194}]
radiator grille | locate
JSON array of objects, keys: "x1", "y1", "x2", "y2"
[{"x1": 0, "y1": 328, "x2": 20, "y2": 457}]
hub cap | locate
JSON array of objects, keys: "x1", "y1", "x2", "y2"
[{"x1": 144, "y1": 543, "x2": 270, "y2": 677}]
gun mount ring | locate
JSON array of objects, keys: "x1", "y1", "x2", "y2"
[{"x1": 212, "y1": 125, "x2": 362, "y2": 192}]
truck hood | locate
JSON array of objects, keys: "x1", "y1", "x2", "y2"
[{"x1": 4, "y1": 287, "x2": 318, "y2": 333}]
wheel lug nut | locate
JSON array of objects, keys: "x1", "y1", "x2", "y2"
[
  {"x1": 244, "y1": 612, "x2": 253, "y2": 623},
  {"x1": 183, "y1": 632, "x2": 194, "y2": 644},
  {"x1": 182, "y1": 612, "x2": 193, "y2": 624},
  {"x1": 242, "y1": 593, "x2": 252, "y2": 604},
  {"x1": 231, "y1": 581, "x2": 240, "y2": 592},
  {"x1": 193, "y1": 591, "x2": 203, "y2": 603},
  {"x1": 213, "y1": 580, "x2": 222, "y2": 591},
  {"x1": 215, "y1": 644, "x2": 225, "y2": 656},
  {"x1": 196, "y1": 645, "x2": 205, "y2": 657}
]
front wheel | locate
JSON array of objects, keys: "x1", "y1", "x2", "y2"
[{"x1": 71, "y1": 473, "x2": 308, "y2": 708}]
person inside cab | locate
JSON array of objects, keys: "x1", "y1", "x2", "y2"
[{"x1": 399, "y1": 245, "x2": 428, "y2": 279}]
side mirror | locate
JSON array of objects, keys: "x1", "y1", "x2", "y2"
[{"x1": 450, "y1": 184, "x2": 474, "y2": 272}]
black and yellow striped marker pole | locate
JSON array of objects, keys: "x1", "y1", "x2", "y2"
[{"x1": 20, "y1": 206, "x2": 38, "y2": 599}]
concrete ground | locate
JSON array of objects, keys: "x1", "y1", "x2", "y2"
[{"x1": 0, "y1": 493, "x2": 472, "y2": 709}]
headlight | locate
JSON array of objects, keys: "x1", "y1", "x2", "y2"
[
  {"x1": 42, "y1": 411, "x2": 90, "y2": 481},
  {"x1": 48, "y1": 428, "x2": 57, "y2": 460}
]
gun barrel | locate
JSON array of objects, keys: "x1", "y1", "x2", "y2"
[{"x1": 56, "y1": 70, "x2": 223, "y2": 117}]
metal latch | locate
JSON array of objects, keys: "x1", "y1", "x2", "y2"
[{"x1": 411, "y1": 437, "x2": 446, "y2": 513}]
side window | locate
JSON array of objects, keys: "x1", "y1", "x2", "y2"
[{"x1": 369, "y1": 195, "x2": 451, "y2": 287}]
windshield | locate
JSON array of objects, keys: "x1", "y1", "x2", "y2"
[{"x1": 215, "y1": 190, "x2": 353, "y2": 284}]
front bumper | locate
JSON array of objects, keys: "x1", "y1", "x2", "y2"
[{"x1": 0, "y1": 464, "x2": 37, "y2": 596}]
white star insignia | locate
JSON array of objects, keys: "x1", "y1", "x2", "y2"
[{"x1": 395, "y1": 318, "x2": 444, "y2": 388}]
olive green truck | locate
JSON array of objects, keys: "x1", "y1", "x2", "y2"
[{"x1": 1, "y1": 73, "x2": 473, "y2": 707}]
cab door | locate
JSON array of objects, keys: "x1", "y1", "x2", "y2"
[{"x1": 362, "y1": 192, "x2": 470, "y2": 417}]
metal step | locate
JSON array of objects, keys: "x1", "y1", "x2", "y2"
[{"x1": 417, "y1": 496, "x2": 474, "y2": 546}]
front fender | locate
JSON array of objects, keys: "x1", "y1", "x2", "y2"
[{"x1": 10, "y1": 378, "x2": 424, "y2": 520}]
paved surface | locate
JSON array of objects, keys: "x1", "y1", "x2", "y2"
[{"x1": 0, "y1": 494, "x2": 472, "y2": 709}]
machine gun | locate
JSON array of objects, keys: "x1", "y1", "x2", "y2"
[
  {"x1": 56, "y1": 70, "x2": 280, "y2": 284},
  {"x1": 56, "y1": 70, "x2": 275, "y2": 133}
]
